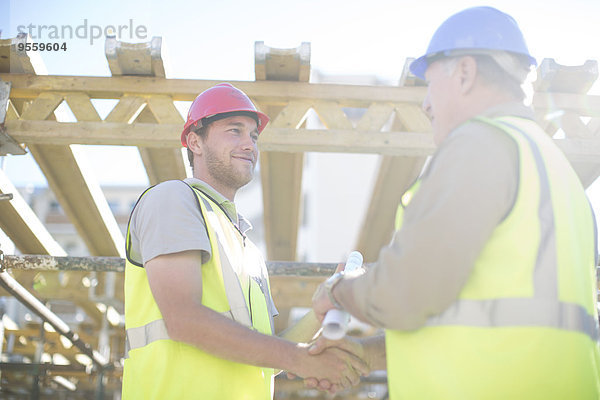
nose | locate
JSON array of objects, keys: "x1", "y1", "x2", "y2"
[{"x1": 240, "y1": 131, "x2": 257, "y2": 153}]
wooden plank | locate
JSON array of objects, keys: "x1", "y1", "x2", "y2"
[
  {"x1": 269, "y1": 276, "x2": 323, "y2": 309},
  {"x1": 105, "y1": 36, "x2": 165, "y2": 77},
  {"x1": 5, "y1": 100, "x2": 20, "y2": 120},
  {"x1": 259, "y1": 102, "x2": 308, "y2": 258},
  {"x1": 355, "y1": 94, "x2": 431, "y2": 261},
  {"x1": 260, "y1": 150, "x2": 304, "y2": 261},
  {"x1": 254, "y1": 41, "x2": 311, "y2": 82},
  {"x1": 142, "y1": 95, "x2": 187, "y2": 183},
  {"x1": 312, "y1": 100, "x2": 354, "y2": 129},
  {"x1": 569, "y1": 162, "x2": 600, "y2": 188},
  {"x1": 355, "y1": 156, "x2": 426, "y2": 261},
  {"x1": 263, "y1": 101, "x2": 311, "y2": 130},
  {"x1": 135, "y1": 106, "x2": 187, "y2": 184},
  {"x1": 64, "y1": 93, "x2": 101, "y2": 122},
  {"x1": 5, "y1": 73, "x2": 600, "y2": 118},
  {"x1": 355, "y1": 103, "x2": 395, "y2": 131},
  {"x1": 0, "y1": 169, "x2": 66, "y2": 255},
  {"x1": 561, "y1": 112, "x2": 594, "y2": 139},
  {"x1": 256, "y1": 43, "x2": 310, "y2": 262},
  {"x1": 259, "y1": 128, "x2": 436, "y2": 156},
  {"x1": 106, "y1": 37, "x2": 184, "y2": 185},
  {"x1": 8, "y1": 119, "x2": 600, "y2": 160},
  {"x1": 0, "y1": 34, "x2": 42, "y2": 74},
  {"x1": 393, "y1": 103, "x2": 432, "y2": 132},
  {"x1": 104, "y1": 95, "x2": 146, "y2": 123},
  {"x1": 1, "y1": 74, "x2": 428, "y2": 105},
  {"x1": 21, "y1": 93, "x2": 125, "y2": 257}
]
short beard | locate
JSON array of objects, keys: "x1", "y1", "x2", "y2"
[{"x1": 204, "y1": 146, "x2": 254, "y2": 191}]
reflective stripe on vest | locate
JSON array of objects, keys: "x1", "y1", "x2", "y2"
[
  {"x1": 125, "y1": 190, "x2": 264, "y2": 358},
  {"x1": 398, "y1": 116, "x2": 599, "y2": 342}
]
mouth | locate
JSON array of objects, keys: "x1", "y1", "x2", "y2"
[{"x1": 232, "y1": 155, "x2": 255, "y2": 165}]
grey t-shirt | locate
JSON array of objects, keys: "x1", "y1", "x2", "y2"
[
  {"x1": 128, "y1": 178, "x2": 277, "y2": 317},
  {"x1": 129, "y1": 179, "x2": 212, "y2": 265}
]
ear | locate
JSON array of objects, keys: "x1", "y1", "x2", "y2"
[
  {"x1": 186, "y1": 131, "x2": 203, "y2": 157},
  {"x1": 456, "y1": 56, "x2": 478, "y2": 95}
]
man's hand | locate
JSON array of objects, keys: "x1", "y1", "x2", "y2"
[
  {"x1": 286, "y1": 341, "x2": 369, "y2": 394},
  {"x1": 302, "y1": 335, "x2": 371, "y2": 393},
  {"x1": 312, "y1": 263, "x2": 344, "y2": 323}
]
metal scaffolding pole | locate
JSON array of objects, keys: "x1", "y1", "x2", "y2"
[
  {"x1": 2, "y1": 254, "x2": 344, "y2": 276},
  {"x1": 0, "y1": 255, "x2": 111, "y2": 371}
]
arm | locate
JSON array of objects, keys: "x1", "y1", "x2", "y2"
[
  {"x1": 146, "y1": 250, "x2": 368, "y2": 386},
  {"x1": 314, "y1": 126, "x2": 518, "y2": 330}
]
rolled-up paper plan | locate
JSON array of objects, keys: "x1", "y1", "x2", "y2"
[{"x1": 322, "y1": 251, "x2": 363, "y2": 340}]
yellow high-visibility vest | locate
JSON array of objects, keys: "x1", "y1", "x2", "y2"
[
  {"x1": 122, "y1": 183, "x2": 274, "y2": 399},
  {"x1": 389, "y1": 116, "x2": 600, "y2": 399}
]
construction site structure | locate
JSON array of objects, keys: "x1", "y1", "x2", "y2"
[{"x1": 0, "y1": 33, "x2": 599, "y2": 399}]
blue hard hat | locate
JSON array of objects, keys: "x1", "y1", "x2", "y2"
[{"x1": 410, "y1": 6, "x2": 537, "y2": 79}]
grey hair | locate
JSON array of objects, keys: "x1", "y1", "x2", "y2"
[{"x1": 439, "y1": 50, "x2": 531, "y2": 100}]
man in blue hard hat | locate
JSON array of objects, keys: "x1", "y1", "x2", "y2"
[{"x1": 311, "y1": 6, "x2": 600, "y2": 399}]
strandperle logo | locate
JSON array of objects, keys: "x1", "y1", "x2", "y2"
[{"x1": 16, "y1": 19, "x2": 148, "y2": 45}]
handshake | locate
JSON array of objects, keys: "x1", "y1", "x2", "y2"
[
  {"x1": 284, "y1": 252, "x2": 372, "y2": 394},
  {"x1": 286, "y1": 333, "x2": 371, "y2": 395}
]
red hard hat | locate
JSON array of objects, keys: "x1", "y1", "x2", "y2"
[{"x1": 181, "y1": 83, "x2": 270, "y2": 147}]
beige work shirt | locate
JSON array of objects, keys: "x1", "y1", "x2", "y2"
[{"x1": 350, "y1": 102, "x2": 534, "y2": 330}]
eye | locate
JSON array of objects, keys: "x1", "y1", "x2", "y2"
[
  {"x1": 251, "y1": 134, "x2": 258, "y2": 142},
  {"x1": 229, "y1": 128, "x2": 241, "y2": 134}
]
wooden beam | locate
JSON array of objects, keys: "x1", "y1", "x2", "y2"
[
  {"x1": 4, "y1": 74, "x2": 600, "y2": 118},
  {"x1": 137, "y1": 96, "x2": 186, "y2": 184},
  {"x1": 259, "y1": 102, "x2": 311, "y2": 261},
  {"x1": 260, "y1": 150, "x2": 304, "y2": 261},
  {"x1": 355, "y1": 156, "x2": 426, "y2": 261},
  {"x1": 0, "y1": 34, "x2": 47, "y2": 74},
  {"x1": 254, "y1": 41, "x2": 310, "y2": 82},
  {"x1": 105, "y1": 36, "x2": 165, "y2": 77},
  {"x1": 105, "y1": 37, "x2": 185, "y2": 185},
  {"x1": 1, "y1": 74, "x2": 428, "y2": 104},
  {"x1": 256, "y1": 43, "x2": 309, "y2": 261},
  {"x1": 354, "y1": 103, "x2": 430, "y2": 261},
  {"x1": 269, "y1": 276, "x2": 322, "y2": 309},
  {"x1": 0, "y1": 169, "x2": 66, "y2": 255},
  {"x1": 569, "y1": 161, "x2": 600, "y2": 188},
  {"x1": 7, "y1": 119, "x2": 600, "y2": 161},
  {"x1": 104, "y1": 95, "x2": 146, "y2": 123},
  {"x1": 355, "y1": 60, "x2": 431, "y2": 262},
  {"x1": 22, "y1": 93, "x2": 125, "y2": 257}
]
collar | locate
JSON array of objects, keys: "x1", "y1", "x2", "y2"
[
  {"x1": 478, "y1": 101, "x2": 536, "y2": 120},
  {"x1": 184, "y1": 178, "x2": 253, "y2": 234}
]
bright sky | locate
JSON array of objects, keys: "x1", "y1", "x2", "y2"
[{"x1": 1, "y1": 0, "x2": 600, "y2": 222}]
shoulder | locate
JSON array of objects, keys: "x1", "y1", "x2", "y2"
[
  {"x1": 134, "y1": 180, "x2": 199, "y2": 211},
  {"x1": 131, "y1": 180, "x2": 203, "y2": 226},
  {"x1": 448, "y1": 119, "x2": 518, "y2": 152},
  {"x1": 430, "y1": 119, "x2": 519, "y2": 173},
  {"x1": 145, "y1": 180, "x2": 196, "y2": 201}
]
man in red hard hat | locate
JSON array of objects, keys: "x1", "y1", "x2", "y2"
[
  {"x1": 122, "y1": 83, "x2": 369, "y2": 399},
  {"x1": 311, "y1": 6, "x2": 600, "y2": 399}
]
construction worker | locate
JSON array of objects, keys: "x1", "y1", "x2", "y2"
[
  {"x1": 311, "y1": 6, "x2": 600, "y2": 399},
  {"x1": 122, "y1": 83, "x2": 369, "y2": 399}
]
